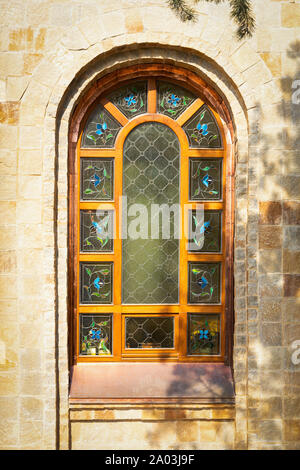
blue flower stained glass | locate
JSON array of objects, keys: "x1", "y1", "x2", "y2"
[
  {"x1": 80, "y1": 210, "x2": 114, "y2": 252},
  {"x1": 80, "y1": 314, "x2": 112, "y2": 356},
  {"x1": 189, "y1": 158, "x2": 222, "y2": 201},
  {"x1": 188, "y1": 314, "x2": 220, "y2": 355},
  {"x1": 183, "y1": 105, "x2": 222, "y2": 148},
  {"x1": 108, "y1": 82, "x2": 147, "y2": 119},
  {"x1": 81, "y1": 158, "x2": 114, "y2": 200},
  {"x1": 188, "y1": 262, "x2": 221, "y2": 304},
  {"x1": 158, "y1": 81, "x2": 196, "y2": 119},
  {"x1": 81, "y1": 105, "x2": 121, "y2": 148},
  {"x1": 80, "y1": 262, "x2": 113, "y2": 304},
  {"x1": 188, "y1": 210, "x2": 222, "y2": 253}
]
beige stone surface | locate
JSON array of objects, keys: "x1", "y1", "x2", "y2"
[
  {"x1": 71, "y1": 419, "x2": 234, "y2": 450},
  {"x1": 281, "y1": 3, "x2": 300, "y2": 28}
]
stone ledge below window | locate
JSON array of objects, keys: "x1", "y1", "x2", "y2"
[{"x1": 69, "y1": 363, "x2": 235, "y2": 404}]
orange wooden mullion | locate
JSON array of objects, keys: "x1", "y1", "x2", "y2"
[
  {"x1": 178, "y1": 134, "x2": 189, "y2": 359},
  {"x1": 188, "y1": 149, "x2": 223, "y2": 158},
  {"x1": 148, "y1": 78, "x2": 157, "y2": 113},
  {"x1": 100, "y1": 97, "x2": 129, "y2": 127},
  {"x1": 76, "y1": 134, "x2": 82, "y2": 362},
  {"x1": 207, "y1": 105, "x2": 227, "y2": 358},
  {"x1": 112, "y1": 132, "x2": 123, "y2": 360},
  {"x1": 176, "y1": 98, "x2": 204, "y2": 126},
  {"x1": 218, "y1": 108, "x2": 227, "y2": 359},
  {"x1": 79, "y1": 149, "x2": 117, "y2": 158}
]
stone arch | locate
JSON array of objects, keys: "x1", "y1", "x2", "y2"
[{"x1": 57, "y1": 46, "x2": 249, "y2": 448}]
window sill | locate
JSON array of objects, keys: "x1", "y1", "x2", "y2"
[{"x1": 69, "y1": 362, "x2": 234, "y2": 404}]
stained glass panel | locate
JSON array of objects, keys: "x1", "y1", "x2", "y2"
[
  {"x1": 189, "y1": 158, "x2": 222, "y2": 200},
  {"x1": 80, "y1": 158, "x2": 114, "y2": 200},
  {"x1": 80, "y1": 210, "x2": 114, "y2": 252},
  {"x1": 183, "y1": 105, "x2": 222, "y2": 148},
  {"x1": 80, "y1": 262, "x2": 113, "y2": 304},
  {"x1": 80, "y1": 314, "x2": 112, "y2": 356},
  {"x1": 81, "y1": 104, "x2": 122, "y2": 148},
  {"x1": 188, "y1": 314, "x2": 220, "y2": 355},
  {"x1": 108, "y1": 81, "x2": 147, "y2": 119},
  {"x1": 188, "y1": 210, "x2": 222, "y2": 253},
  {"x1": 157, "y1": 81, "x2": 196, "y2": 119},
  {"x1": 188, "y1": 262, "x2": 221, "y2": 304},
  {"x1": 125, "y1": 317, "x2": 174, "y2": 349},
  {"x1": 122, "y1": 122, "x2": 180, "y2": 305}
]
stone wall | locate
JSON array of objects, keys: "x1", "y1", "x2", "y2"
[
  {"x1": 70, "y1": 404, "x2": 235, "y2": 450},
  {"x1": 0, "y1": 0, "x2": 299, "y2": 450}
]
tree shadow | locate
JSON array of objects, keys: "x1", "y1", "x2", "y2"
[
  {"x1": 144, "y1": 40, "x2": 300, "y2": 451},
  {"x1": 142, "y1": 360, "x2": 234, "y2": 450}
]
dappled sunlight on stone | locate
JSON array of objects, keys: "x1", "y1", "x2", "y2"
[{"x1": 0, "y1": 0, "x2": 299, "y2": 451}]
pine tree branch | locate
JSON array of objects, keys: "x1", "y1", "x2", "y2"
[
  {"x1": 167, "y1": 0, "x2": 197, "y2": 22},
  {"x1": 167, "y1": 0, "x2": 255, "y2": 39},
  {"x1": 229, "y1": 0, "x2": 255, "y2": 39},
  {"x1": 194, "y1": 0, "x2": 225, "y2": 4}
]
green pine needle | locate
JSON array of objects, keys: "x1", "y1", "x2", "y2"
[
  {"x1": 167, "y1": 0, "x2": 197, "y2": 22},
  {"x1": 167, "y1": 0, "x2": 255, "y2": 39},
  {"x1": 229, "y1": 0, "x2": 255, "y2": 39}
]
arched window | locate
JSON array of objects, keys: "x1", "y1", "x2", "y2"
[{"x1": 70, "y1": 69, "x2": 232, "y2": 365}]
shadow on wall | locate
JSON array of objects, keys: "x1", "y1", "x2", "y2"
[
  {"x1": 246, "y1": 40, "x2": 300, "y2": 450},
  {"x1": 144, "y1": 40, "x2": 300, "y2": 450}
]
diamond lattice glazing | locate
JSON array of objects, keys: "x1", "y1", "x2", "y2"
[
  {"x1": 125, "y1": 316, "x2": 174, "y2": 349},
  {"x1": 122, "y1": 122, "x2": 180, "y2": 304}
]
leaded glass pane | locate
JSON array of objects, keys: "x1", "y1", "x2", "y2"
[
  {"x1": 188, "y1": 262, "x2": 221, "y2": 304},
  {"x1": 80, "y1": 314, "x2": 112, "y2": 356},
  {"x1": 183, "y1": 105, "x2": 222, "y2": 148},
  {"x1": 122, "y1": 123, "x2": 180, "y2": 304},
  {"x1": 81, "y1": 158, "x2": 114, "y2": 200},
  {"x1": 125, "y1": 317, "x2": 174, "y2": 349},
  {"x1": 80, "y1": 262, "x2": 113, "y2": 304},
  {"x1": 80, "y1": 210, "x2": 114, "y2": 252},
  {"x1": 188, "y1": 314, "x2": 220, "y2": 355},
  {"x1": 108, "y1": 81, "x2": 147, "y2": 119},
  {"x1": 188, "y1": 210, "x2": 222, "y2": 253},
  {"x1": 81, "y1": 104, "x2": 121, "y2": 148},
  {"x1": 157, "y1": 81, "x2": 196, "y2": 119},
  {"x1": 189, "y1": 158, "x2": 222, "y2": 200}
]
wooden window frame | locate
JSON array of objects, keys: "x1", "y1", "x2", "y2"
[{"x1": 68, "y1": 65, "x2": 235, "y2": 367}]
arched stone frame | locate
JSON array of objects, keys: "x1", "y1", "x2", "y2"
[
  {"x1": 20, "y1": 22, "x2": 281, "y2": 447},
  {"x1": 57, "y1": 48, "x2": 244, "y2": 449}
]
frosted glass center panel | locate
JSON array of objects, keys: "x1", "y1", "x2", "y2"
[{"x1": 122, "y1": 122, "x2": 180, "y2": 304}]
